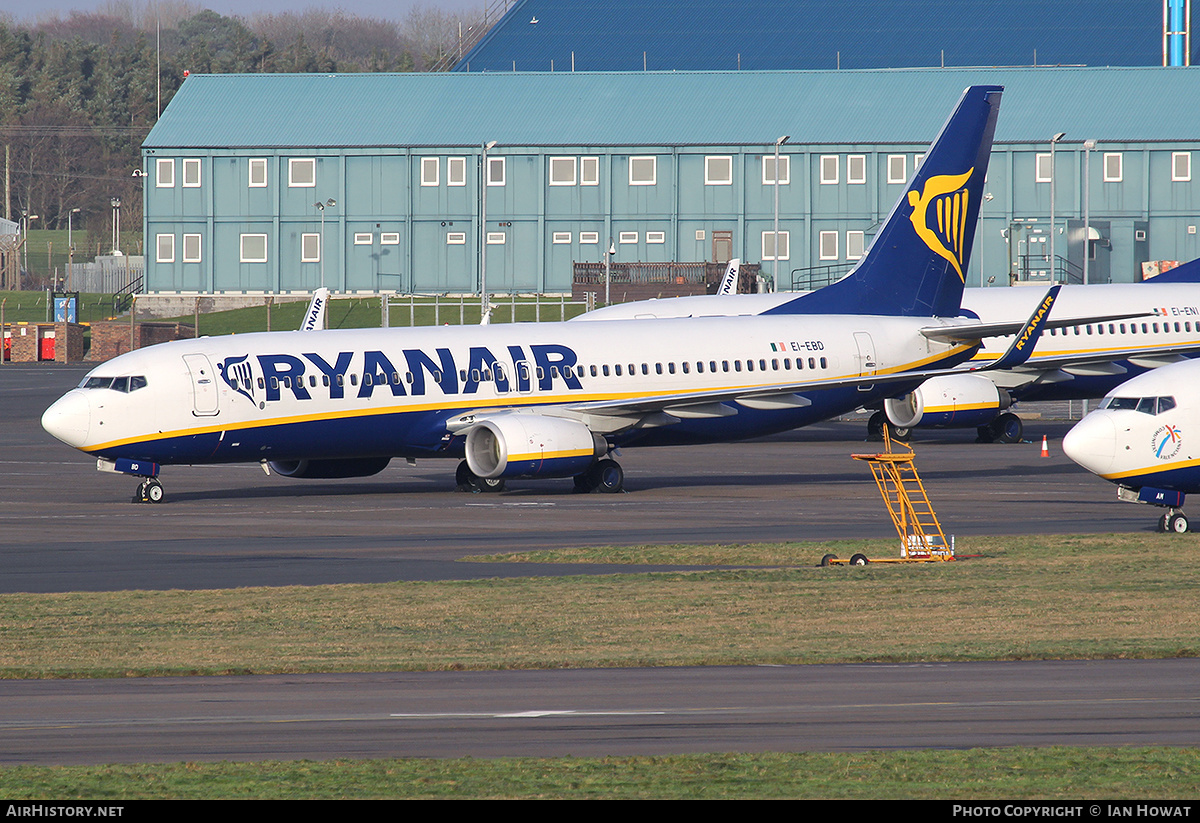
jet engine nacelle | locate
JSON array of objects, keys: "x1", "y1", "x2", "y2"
[
  {"x1": 465, "y1": 414, "x2": 607, "y2": 479},
  {"x1": 268, "y1": 457, "x2": 392, "y2": 479},
  {"x1": 884, "y1": 374, "x2": 1011, "y2": 429}
]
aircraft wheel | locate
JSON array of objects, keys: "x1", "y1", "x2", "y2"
[
  {"x1": 592, "y1": 459, "x2": 624, "y2": 493},
  {"x1": 455, "y1": 460, "x2": 505, "y2": 494},
  {"x1": 145, "y1": 480, "x2": 164, "y2": 504},
  {"x1": 1168, "y1": 513, "x2": 1190, "y2": 534},
  {"x1": 866, "y1": 412, "x2": 885, "y2": 442},
  {"x1": 885, "y1": 422, "x2": 911, "y2": 442},
  {"x1": 819, "y1": 553, "x2": 837, "y2": 567},
  {"x1": 992, "y1": 413, "x2": 1023, "y2": 444},
  {"x1": 849, "y1": 553, "x2": 870, "y2": 566},
  {"x1": 975, "y1": 424, "x2": 996, "y2": 444}
]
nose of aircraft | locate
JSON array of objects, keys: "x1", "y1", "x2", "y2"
[
  {"x1": 41, "y1": 390, "x2": 91, "y2": 448},
  {"x1": 1062, "y1": 412, "x2": 1118, "y2": 477}
]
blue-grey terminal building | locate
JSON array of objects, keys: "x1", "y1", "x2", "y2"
[{"x1": 141, "y1": 67, "x2": 1200, "y2": 296}]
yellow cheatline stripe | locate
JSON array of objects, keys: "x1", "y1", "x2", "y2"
[
  {"x1": 1100, "y1": 456, "x2": 1200, "y2": 481},
  {"x1": 509, "y1": 448, "x2": 594, "y2": 462},
  {"x1": 82, "y1": 346, "x2": 973, "y2": 454},
  {"x1": 921, "y1": 401, "x2": 996, "y2": 413}
]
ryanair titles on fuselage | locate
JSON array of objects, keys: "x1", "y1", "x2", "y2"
[{"x1": 217, "y1": 343, "x2": 583, "y2": 407}]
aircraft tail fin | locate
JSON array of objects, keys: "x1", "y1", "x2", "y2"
[
  {"x1": 300, "y1": 288, "x2": 329, "y2": 331},
  {"x1": 767, "y1": 84, "x2": 1002, "y2": 319},
  {"x1": 717, "y1": 259, "x2": 741, "y2": 295}
]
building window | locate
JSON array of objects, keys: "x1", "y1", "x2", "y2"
[
  {"x1": 581, "y1": 157, "x2": 599, "y2": 185},
  {"x1": 619, "y1": 231, "x2": 638, "y2": 243},
  {"x1": 847, "y1": 230, "x2": 865, "y2": 260},
  {"x1": 819, "y1": 230, "x2": 838, "y2": 260},
  {"x1": 240, "y1": 234, "x2": 268, "y2": 262},
  {"x1": 486, "y1": 232, "x2": 506, "y2": 244},
  {"x1": 1103, "y1": 152, "x2": 1123, "y2": 182},
  {"x1": 183, "y1": 233, "x2": 202, "y2": 263},
  {"x1": 155, "y1": 233, "x2": 174, "y2": 263},
  {"x1": 646, "y1": 231, "x2": 665, "y2": 244},
  {"x1": 182, "y1": 158, "x2": 201, "y2": 188},
  {"x1": 289, "y1": 158, "x2": 316, "y2": 188},
  {"x1": 887, "y1": 155, "x2": 907, "y2": 184},
  {"x1": 550, "y1": 157, "x2": 576, "y2": 185},
  {"x1": 762, "y1": 231, "x2": 789, "y2": 261},
  {"x1": 762, "y1": 155, "x2": 790, "y2": 185},
  {"x1": 705, "y1": 156, "x2": 732, "y2": 185},
  {"x1": 847, "y1": 155, "x2": 866, "y2": 184},
  {"x1": 249, "y1": 158, "x2": 267, "y2": 188},
  {"x1": 381, "y1": 233, "x2": 400, "y2": 245},
  {"x1": 354, "y1": 233, "x2": 372, "y2": 245},
  {"x1": 552, "y1": 231, "x2": 572, "y2": 244},
  {"x1": 301, "y1": 233, "x2": 320, "y2": 263},
  {"x1": 629, "y1": 156, "x2": 656, "y2": 186},
  {"x1": 448, "y1": 157, "x2": 466, "y2": 186},
  {"x1": 820, "y1": 155, "x2": 838, "y2": 185},
  {"x1": 580, "y1": 231, "x2": 599, "y2": 244},
  {"x1": 421, "y1": 157, "x2": 439, "y2": 186},
  {"x1": 1035, "y1": 153, "x2": 1053, "y2": 183},
  {"x1": 447, "y1": 232, "x2": 466, "y2": 245},
  {"x1": 487, "y1": 156, "x2": 505, "y2": 186},
  {"x1": 1173, "y1": 152, "x2": 1192, "y2": 182},
  {"x1": 156, "y1": 158, "x2": 174, "y2": 188}
]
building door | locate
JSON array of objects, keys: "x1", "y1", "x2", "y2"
[{"x1": 712, "y1": 231, "x2": 733, "y2": 263}]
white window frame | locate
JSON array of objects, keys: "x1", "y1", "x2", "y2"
[
  {"x1": 629, "y1": 156, "x2": 656, "y2": 186},
  {"x1": 847, "y1": 155, "x2": 866, "y2": 185},
  {"x1": 421, "y1": 157, "x2": 439, "y2": 187},
  {"x1": 240, "y1": 233, "x2": 268, "y2": 263},
  {"x1": 182, "y1": 158, "x2": 201, "y2": 188},
  {"x1": 156, "y1": 158, "x2": 174, "y2": 188},
  {"x1": 448, "y1": 157, "x2": 466, "y2": 186},
  {"x1": 550, "y1": 157, "x2": 576, "y2": 186},
  {"x1": 762, "y1": 155, "x2": 790, "y2": 185},
  {"x1": 619, "y1": 231, "x2": 638, "y2": 244},
  {"x1": 487, "y1": 156, "x2": 505, "y2": 186},
  {"x1": 1035, "y1": 153, "x2": 1053, "y2": 183},
  {"x1": 248, "y1": 158, "x2": 267, "y2": 188},
  {"x1": 914, "y1": 153, "x2": 924, "y2": 168},
  {"x1": 581, "y1": 157, "x2": 599, "y2": 185},
  {"x1": 820, "y1": 155, "x2": 839, "y2": 185},
  {"x1": 183, "y1": 233, "x2": 202, "y2": 263},
  {"x1": 761, "y1": 230, "x2": 789, "y2": 261},
  {"x1": 819, "y1": 230, "x2": 839, "y2": 260},
  {"x1": 155, "y1": 233, "x2": 175, "y2": 263},
  {"x1": 646, "y1": 231, "x2": 666, "y2": 244},
  {"x1": 301, "y1": 233, "x2": 321, "y2": 263},
  {"x1": 486, "y1": 232, "x2": 506, "y2": 245},
  {"x1": 354, "y1": 233, "x2": 373, "y2": 245},
  {"x1": 552, "y1": 231, "x2": 572, "y2": 244},
  {"x1": 380, "y1": 233, "x2": 400, "y2": 245},
  {"x1": 705, "y1": 155, "x2": 733, "y2": 185},
  {"x1": 288, "y1": 158, "x2": 316, "y2": 188},
  {"x1": 887, "y1": 155, "x2": 907, "y2": 184},
  {"x1": 1103, "y1": 152, "x2": 1123, "y2": 182},
  {"x1": 447, "y1": 232, "x2": 466, "y2": 245},
  {"x1": 580, "y1": 231, "x2": 599, "y2": 244},
  {"x1": 847, "y1": 230, "x2": 866, "y2": 260},
  {"x1": 1173, "y1": 152, "x2": 1192, "y2": 182}
]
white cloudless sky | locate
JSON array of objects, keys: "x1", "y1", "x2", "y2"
[{"x1": 1, "y1": 1, "x2": 486, "y2": 24}]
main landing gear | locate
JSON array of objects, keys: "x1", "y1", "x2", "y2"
[
  {"x1": 455, "y1": 460, "x2": 506, "y2": 493},
  {"x1": 573, "y1": 458, "x2": 624, "y2": 494},
  {"x1": 866, "y1": 411, "x2": 910, "y2": 443},
  {"x1": 976, "y1": 412, "x2": 1023, "y2": 444}
]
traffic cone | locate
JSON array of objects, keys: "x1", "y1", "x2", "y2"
[{"x1": 1040, "y1": 435, "x2": 1049, "y2": 458}]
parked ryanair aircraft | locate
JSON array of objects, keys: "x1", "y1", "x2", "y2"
[
  {"x1": 581, "y1": 277, "x2": 1200, "y2": 445},
  {"x1": 1063, "y1": 358, "x2": 1200, "y2": 532},
  {"x1": 46, "y1": 85, "x2": 1028, "y2": 503}
]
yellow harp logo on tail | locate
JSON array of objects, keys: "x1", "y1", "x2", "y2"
[{"x1": 907, "y1": 169, "x2": 974, "y2": 282}]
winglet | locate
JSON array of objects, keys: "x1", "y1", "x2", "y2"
[
  {"x1": 979, "y1": 285, "x2": 1061, "y2": 371},
  {"x1": 300, "y1": 287, "x2": 329, "y2": 331},
  {"x1": 717, "y1": 258, "x2": 741, "y2": 295}
]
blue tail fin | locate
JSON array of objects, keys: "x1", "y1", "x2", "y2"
[{"x1": 767, "y1": 85, "x2": 1002, "y2": 318}]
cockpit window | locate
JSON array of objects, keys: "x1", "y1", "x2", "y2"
[
  {"x1": 81, "y1": 376, "x2": 113, "y2": 389},
  {"x1": 1100, "y1": 395, "x2": 1176, "y2": 415},
  {"x1": 80, "y1": 375, "x2": 147, "y2": 392}
]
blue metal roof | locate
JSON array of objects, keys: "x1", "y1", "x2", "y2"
[
  {"x1": 456, "y1": 0, "x2": 1170, "y2": 72},
  {"x1": 144, "y1": 67, "x2": 1200, "y2": 150}
]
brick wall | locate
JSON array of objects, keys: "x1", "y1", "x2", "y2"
[{"x1": 86, "y1": 322, "x2": 196, "y2": 362}]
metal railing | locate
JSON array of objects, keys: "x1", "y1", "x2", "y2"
[{"x1": 382, "y1": 293, "x2": 592, "y2": 327}]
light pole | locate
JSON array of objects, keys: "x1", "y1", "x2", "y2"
[
  {"x1": 21, "y1": 212, "x2": 38, "y2": 278},
  {"x1": 313, "y1": 198, "x2": 336, "y2": 294},
  {"x1": 604, "y1": 237, "x2": 615, "y2": 305},
  {"x1": 1082, "y1": 139, "x2": 1095, "y2": 285},
  {"x1": 110, "y1": 198, "x2": 122, "y2": 255},
  {"x1": 1049, "y1": 132, "x2": 1065, "y2": 281},
  {"x1": 480, "y1": 140, "x2": 497, "y2": 320},
  {"x1": 772, "y1": 135, "x2": 789, "y2": 293},
  {"x1": 67, "y1": 207, "x2": 81, "y2": 291}
]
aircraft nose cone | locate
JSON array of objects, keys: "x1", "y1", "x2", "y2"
[
  {"x1": 41, "y1": 390, "x2": 90, "y2": 448},
  {"x1": 1063, "y1": 413, "x2": 1117, "y2": 477}
]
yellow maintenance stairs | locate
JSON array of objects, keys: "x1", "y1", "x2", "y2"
[{"x1": 821, "y1": 425, "x2": 955, "y2": 566}]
